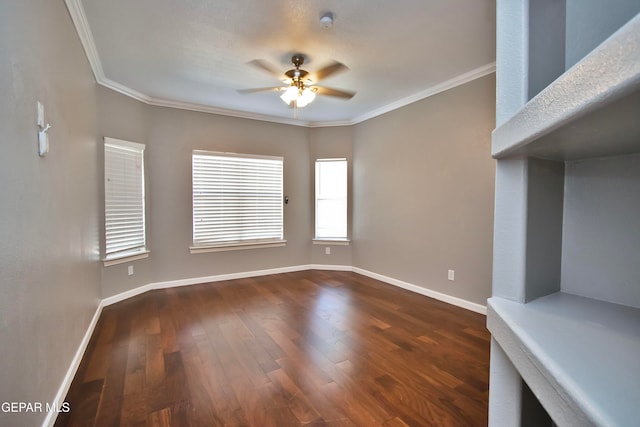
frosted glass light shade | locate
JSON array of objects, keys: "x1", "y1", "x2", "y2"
[
  {"x1": 280, "y1": 86, "x2": 298, "y2": 105},
  {"x1": 280, "y1": 86, "x2": 316, "y2": 107},
  {"x1": 296, "y1": 88, "x2": 316, "y2": 107}
]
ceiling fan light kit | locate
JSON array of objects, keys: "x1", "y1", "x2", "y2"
[
  {"x1": 280, "y1": 85, "x2": 316, "y2": 107},
  {"x1": 279, "y1": 55, "x2": 317, "y2": 108}
]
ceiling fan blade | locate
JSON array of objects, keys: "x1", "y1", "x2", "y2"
[
  {"x1": 314, "y1": 86, "x2": 356, "y2": 99},
  {"x1": 314, "y1": 61, "x2": 349, "y2": 81},
  {"x1": 237, "y1": 86, "x2": 285, "y2": 94},
  {"x1": 247, "y1": 59, "x2": 284, "y2": 80}
]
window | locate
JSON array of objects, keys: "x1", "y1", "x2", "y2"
[
  {"x1": 103, "y1": 137, "x2": 147, "y2": 264},
  {"x1": 191, "y1": 151, "x2": 284, "y2": 252},
  {"x1": 315, "y1": 158, "x2": 347, "y2": 240}
]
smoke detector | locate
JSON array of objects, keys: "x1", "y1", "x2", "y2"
[{"x1": 320, "y1": 12, "x2": 334, "y2": 30}]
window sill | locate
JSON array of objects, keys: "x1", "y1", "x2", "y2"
[
  {"x1": 102, "y1": 250, "x2": 150, "y2": 267},
  {"x1": 190, "y1": 240, "x2": 287, "y2": 254},
  {"x1": 313, "y1": 239, "x2": 351, "y2": 246}
]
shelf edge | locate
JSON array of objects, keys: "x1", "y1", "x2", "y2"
[
  {"x1": 491, "y1": 14, "x2": 640, "y2": 159},
  {"x1": 487, "y1": 297, "x2": 600, "y2": 427}
]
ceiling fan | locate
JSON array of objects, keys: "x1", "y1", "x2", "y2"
[{"x1": 238, "y1": 54, "x2": 356, "y2": 110}]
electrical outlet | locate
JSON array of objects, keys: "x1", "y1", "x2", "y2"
[
  {"x1": 325, "y1": 247, "x2": 331, "y2": 255},
  {"x1": 128, "y1": 265, "x2": 134, "y2": 276},
  {"x1": 448, "y1": 269, "x2": 455, "y2": 281}
]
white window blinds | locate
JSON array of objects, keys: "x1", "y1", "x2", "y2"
[
  {"x1": 192, "y1": 151, "x2": 284, "y2": 247},
  {"x1": 315, "y1": 158, "x2": 347, "y2": 239},
  {"x1": 104, "y1": 138, "x2": 146, "y2": 258}
]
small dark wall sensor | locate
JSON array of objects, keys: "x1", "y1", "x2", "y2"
[{"x1": 284, "y1": 196, "x2": 289, "y2": 204}]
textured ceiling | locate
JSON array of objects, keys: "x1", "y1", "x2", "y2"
[{"x1": 68, "y1": 0, "x2": 496, "y2": 126}]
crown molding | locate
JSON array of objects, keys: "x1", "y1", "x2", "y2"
[
  {"x1": 64, "y1": 0, "x2": 104, "y2": 82},
  {"x1": 99, "y1": 77, "x2": 151, "y2": 104},
  {"x1": 65, "y1": 0, "x2": 495, "y2": 128},
  {"x1": 94, "y1": 77, "x2": 311, "y2": 127},
  {"x1": 142, "y1": 95, "x2": 312, "y2": 127},
  {"x1": 351, "y1": 62, "x2": 497, "y2": 125},
  {"x1": 99, "y1": 64, "x2": 496, "y2": 128},
  {"x1": 307, "y1": 119, "x2": 356, "y2": 128}
]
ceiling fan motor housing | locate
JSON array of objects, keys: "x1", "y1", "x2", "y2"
[
  {"x1": 285, "y1": 69, "x2": 309, "y2": 80},
  {"x1": 285, "y1": 55, "x2": 309, "y2": 83},
  {"x1": 291, "y1": 54, "x2": 305, "y2": 67}
]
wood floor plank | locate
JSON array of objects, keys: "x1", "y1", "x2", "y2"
[
  {"x1": 191, "y1": 332, "x2": 247, "y2": 426},
  {"x1": 147, "y1": 407, "x2": 171, "y2": 427},
  {"x1": 119, "y1": 390, "x2": 146, "y2": 426},
  {"x1": 54, "y1": 379, "x2": 103, "y2": 427},
  {"x1": 218, "y1": 315, "x2": 273, "y2": 387},
  {"x1": 383, "y1": 417, "x2": 412, "y2": 427},
  {"x1": 320, "y1": 381, "x2": 385, "y2": 427},
  {"x1": 55, "y1": 270, "x2": 490, "y2": 426},
  {"x1": 267, "y1": 368, "x2": 322, "y2": 424},
  {"x1": 93, "y1": 304, "x2": 132, "y2": 427}
]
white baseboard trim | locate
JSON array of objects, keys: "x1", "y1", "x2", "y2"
[
  {"x1": 101, "y1": 283, "x2": 155, "y2": 307},
  {"x1": 352, "y1": 267, "x2": 487, "y2": 315},
  {"x1": 309, "y1": 264, "x2": 353, "y2": 271},
  {"x1": 42, "y1": 300, "x2": 104, "y2": 427},
  {"x1": 102, "y1": 264, "x2": 313, "y2": 307},
  {"x1": 150, "y1": 264, "x2": 312, "y2": 288},
  {"x1": 102, "y1": 264, "x2": 486, "y2": 315}
]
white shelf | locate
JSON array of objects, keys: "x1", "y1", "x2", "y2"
[
  {"x1": 492, "y1": 14, "x2": 640, "y2": 161},
  {"x1": 487, "y1": 293, "x2": 640, "y2": 427}
]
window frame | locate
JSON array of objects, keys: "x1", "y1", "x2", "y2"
[
  {"x1": 190, "y1": 150, "x2": 286, "y2": 253},
  {"x1": 314, "y1": 158, "x2": 349, "y2": 242},
  {"x1": 102, "y1": 137, "x2": 149, "y2": 266}
]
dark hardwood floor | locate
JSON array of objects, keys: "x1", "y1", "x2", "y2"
[{"x1": 55, "y1": 270, "x2": 490, "y2": 426}]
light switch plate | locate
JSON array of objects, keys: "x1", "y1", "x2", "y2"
[{"x1": 37, "y1": 101, "x2": 45, "y2": 128}]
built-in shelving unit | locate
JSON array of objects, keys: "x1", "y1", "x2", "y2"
[{"x1": 488, "y1": 10, "x2": 640, "y2": 427}]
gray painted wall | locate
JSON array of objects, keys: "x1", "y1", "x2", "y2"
[
  {"x1": 491, "y1": 157, "x2": 565, "y2": 304},
  {"x1": 0, "y1": 1, "x2": 101, "y2": 426},
  {"x1": 525, "y1": 158, "x2": 564, "y2": 302},
  {"x1": 309, "y1": 127, "x2": 354, "y2": 266},
  {"x1": 527, "y1": 0, "x2": 566, "y2": 100},
  {"x1": 492, "y1": 158, "x2": 529, "y2": 302},
  {"x1": 97, "y1": 87, "x2": 153, "y2": 298},
  {"x1": 145, "y1": 107, "x2": 311, "y2": 286},
  {"x1": 99, "y1": 98, "x2": 313, "y2": 297},
  {"x1": 98, "y1": 76, "x2": 497, "y2": 307},
  {"x1": 352, "y1": 75, "x2": 496, "y2": 306},
  {"x1": 565, "y1": 0, "x2": 640, "y2": 69},
  {"x1": 561, "y1": 154, "x2": 640, "y2": 308},
  {"x1": 495, "y1": 0, "x2": 528, "y2": 125}
]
